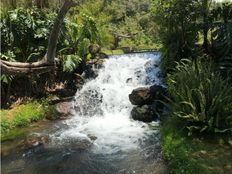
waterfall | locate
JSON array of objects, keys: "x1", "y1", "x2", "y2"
[{"x1": 52, "y1": 52, "x2": 162, "y2": 154}]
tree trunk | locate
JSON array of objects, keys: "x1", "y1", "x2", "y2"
[
  {"x1": 202, "y1": 0, "x2": 209, "y2": 54},
  {"x1": 0, "y1": 0, "x2": 77, "y2": 76}
]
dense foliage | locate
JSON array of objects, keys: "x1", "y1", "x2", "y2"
[
  {"x1": 1, "y1": 8, "x2": 56, "y2": 62},
  {"x1": 152, "y1": 0, "x2": 200, "y2": 73},
  {"x1": 152, "y1": 0, "x2": 232, "y2": 134},
  {"x1": 153, "y1": 0, "x2": 232, "y2": 75},
  {"x1": 168, "y1": 59, "x2": 232, "y2": 134}
]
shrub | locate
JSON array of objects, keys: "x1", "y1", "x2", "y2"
[
  {"x1": 167, "y1": 59, "x2": 232, "y2": 134},
  {"x1": 0, "y1": 8, "x2": 56, "y2": 62}
]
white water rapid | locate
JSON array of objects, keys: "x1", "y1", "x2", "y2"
[{"x1": 52, "y1": 52, "x2": 162, "y2": 154}]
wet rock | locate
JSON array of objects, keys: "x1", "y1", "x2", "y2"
[
  {"x1": 55, "y1": 101, "x2": 73, "y2": 116},
  {"x1": 149, "y1": 85, "x2": 166, "y2": 95},
  {"x1": 135, "y1": 70, "x2": 142, "y2": 79},
  {"x1": 129, "y1": 85, "x2": 167, "y2": 120},
  {"x1": 151, "y1": 100, "x2": 164, "y2": 115},
  {"x1": 75, "y1": 73, "x2": 85, "y2": 89},
  {"x1": 82, "y1": 58, "x2": 105, "y2": 80},
  {"x1": 75, "y1": 139, "x2": 93, "y2": 149},
  {"x1": 126, "y1": 78, "x2": 132, "y2": 84},
  {"x1": 81, "y1": 65, "x2": 98, "y2": 79},
  {"x1": 48, "y1": 95, "x2": 61, "y2": 104},
  {"x1": 149, "y1": 85, "x2": 167, "y2": 101},
  {"x1": 24, "y1": 135, "x2": 49, "y2": 152},
  {"x1": 87, "y1": 58, "x2": 104, "y2": 69},
  {"x1": 129, "y1": 85, "x2": 167, "y2": 106},
  {"x1": 129, "y1": 87, "x2": 155, "y2": 106},
  {"x1": 131, "y1": 105, "x2": 157, "y2": 122},
  {"x1": 88, "y1": 134, "x2": 97, "y2": 141},
  {"x1": 63, "y1": 137, "x2": 93, "y2": 150}
]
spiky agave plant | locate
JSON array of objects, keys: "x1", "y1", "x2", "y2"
[{"x1": 167, "y1": 59, "x2": 232, "y2": 134}]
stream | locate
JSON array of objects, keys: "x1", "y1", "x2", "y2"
[{"x1": 1, "y1": 52, "x2": 166, "y2": 174}]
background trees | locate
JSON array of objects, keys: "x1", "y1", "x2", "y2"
[
  {"x1": 152, "y1": 0, "x2": 200, "y2": 73},
  {"x1": 152, "y1": 0, "x2": 232, "y2": 75},
  {"x1": 1, "y1": 0, "x2": 159, "y2": 105}
]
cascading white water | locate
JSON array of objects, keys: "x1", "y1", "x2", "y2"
[{"x1": 52, "y1": 52, "x2": 162, "y2": 154}]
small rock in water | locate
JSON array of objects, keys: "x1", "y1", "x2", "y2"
[
  {"x1": 131, "y1": 105, "x2": 157, "y2": 122},
  {"x1": 25, "y1": 135, "x2": 49, "y2": 149},
  {"x1": 88, "y1": 134, "x2": 97, "y2": 141},
  {"x1": 56, "y1": 101, "x2": 73, "y2": 116},
  {"x1": 67, "y1": 138, "x2": 93, "y2": 150},
  {"x1": 126, "y1": 78, "x2": 133, "y2": 84}
]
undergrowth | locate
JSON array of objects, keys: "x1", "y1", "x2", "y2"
[
  {"x1": 0, "y1": 99, "x2": 60, "y2": 138},
  {"x1": 167, "y1": 59, "x2": 232, "y2": 134},
  {"x1": 162, "y1": 117, "x2": 232, "y2": 174}
]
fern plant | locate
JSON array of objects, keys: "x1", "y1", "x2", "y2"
[
  {"x1": 59, "y1": 13, "x2": 100, "y2": 72},
  {"x1": 62, "y1": 54, "x2": 82, "y2": 73},
  {"x1": 167, "y1": 59, "x2": 232, "y2": 134}
]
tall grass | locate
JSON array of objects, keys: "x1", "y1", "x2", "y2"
[{"x1": 167, "y1": 59, "x2": 232, "y2": 134}]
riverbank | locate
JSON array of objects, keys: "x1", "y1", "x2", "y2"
[
  {"x1": 0, "y1": 98, "x2": 63, "y2": 141},
  {"x1": 162, "y1": 117, "x2": 232, "y2": 174}
]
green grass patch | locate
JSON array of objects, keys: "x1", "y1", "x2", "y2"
[
  {"x1": 162, "y1": 117, "x2": 232, "y2": 174},
  {"x1": 0, "y1": 99, "x2": 60, "y2": 139}
]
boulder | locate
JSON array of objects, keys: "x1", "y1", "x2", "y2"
[
  {"x1": 129, "y1": 87, "x2": 155, "y2": 106},
  {"x1": 131, "y1": 105, "x2": 157, "y2": 122},
  {"x1": 55, "y1": 101, "x2": 73, "y2": 116},
  {"x1": 81, "y1": 65, "x2": 98, "y2": 79},
  {"x1": 129, "y1": 85, "x2": 167, "y2": 106},
  {"x1": 149, "y1": 84, "x2": 167, "y2": 101},
  {"x1": 81, "y1": 58, "x2": 105, "y2": 80},
  {"x1": 87, "y1": 58, "x2": 104, "y2": 69}
]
